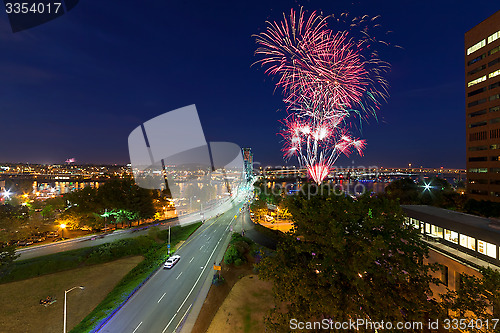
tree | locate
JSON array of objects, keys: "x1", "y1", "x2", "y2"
[
  {"x1": 41, "y1": 204, "x2": 55, "y2": 220},
  {"x1": 0, "y1": 243, "x2": 19, "y2": 278},
  {"x1": 258, "y1": 188, "x2": 444, "y2": 332},
  {"x1": 440, "y1": 267, "x2": 500, "y2": 333},
  {"x1": 62, "y1": 179, "x2": 155, "y2": 228},
  {"x1": 111, "y1": 209, "x2": 139, "y2": 228},
  {"x1": 384, "y1": 178, "x2": 419, "y2": 204},
  {"x1": 250, "y1": 197, "x2": 267, "y2": 222},
  {"x1": 418, "y1": 177, "x2": 454, "y2": 206},
  {"x1": 464, "y1": 199, "x2": 500, "y2": 218}
]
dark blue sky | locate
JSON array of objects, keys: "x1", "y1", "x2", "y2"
[{"x1": 0, "y1": 1, "x2": 499, "y2": 168}]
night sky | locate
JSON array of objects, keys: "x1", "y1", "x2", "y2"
[{"x1": 1, "y1": 0, "x2": 499, "y2": 168}]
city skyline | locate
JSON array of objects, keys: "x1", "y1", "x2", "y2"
[{"x1": 1, "y1": 1, "x2": 500, "y2": 168}]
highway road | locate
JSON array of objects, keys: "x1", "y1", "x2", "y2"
[
  {"x1": 15, "y1": 199, "x2": 235, "y2": 261},
  {"x1": 16, "y1": 221, "x2": 175, "y2": 261},
  {"x1": 98, "y1": 194, "x2": 248, "y2": 333}
]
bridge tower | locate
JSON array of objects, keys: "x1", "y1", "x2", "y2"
[{"x1": 242, "y1": 148, "x2": 253, "y2": 181}]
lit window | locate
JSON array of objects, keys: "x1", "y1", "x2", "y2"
[
  {"x1": 469, "y1": 168, "x2": 488, "y2": 173},
  {"x1": 467, "y1": 39, "x2": 486, "y2": 55},
  {"x1": 490, "y1": 70, "x2": 500, "y2": 79},
  {"x1": 487, "y1": 243, "x2": 497, "y2": 259},
  {"x1": 478, "y1": 240, "x2": 497, "y2": 258},
  {"x1": 430, "y1": 225, "x2": 443, "y2": 238},
  {"x1": 445, "y1": 230, "x2": 459, "y2": 244},
  {"x1": 468, "y1": 75, "x2": 487, "y2": 87},
  {"x1": 459, "y1": 234, "x2": 475, "y2": 250},
  {"x1": 408, "y1": 218, "x2": 419, "y2": 229},
  {"x1": 488, "y1": 31, "x2": 500, "y2": 44}
]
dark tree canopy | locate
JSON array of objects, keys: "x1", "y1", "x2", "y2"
[
  {"x1": 258, "y1": 184, "x2": 500, "y2": 332},
  {"x1": 62, "y1": 178, "x2": 155, "y2": 229},
  {"x1": 258, "y1": 189, "x2": 444, "y2": 332},
  {"x1": 0, "y1": 243, "x2": 19, "y2": 278},
  {"x1": 384, "y1": 177, "x2": 467, "y2": 211},
  {"x1": 384, "y1": 177, "x2": 419, "y2": 204}
]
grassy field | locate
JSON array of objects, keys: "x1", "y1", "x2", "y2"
[
  {"x1": 0, "y1": 236, "x2": 156, "y2": 284},
  {"x1": 0, "y1": 256, "x2": 143, "y2": 333},
  {"x1": 70, "y1": 222, "x2": 202, "y2": 332},
  {"x1": 206, "y1": 274, "x2": 274, "y2": 333}
]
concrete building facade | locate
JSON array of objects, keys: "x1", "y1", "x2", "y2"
[{"x1": 466, "y1": 10, "x2": 500, "y2": 201}]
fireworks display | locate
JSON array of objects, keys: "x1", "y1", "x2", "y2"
[{"x1": 254, "y1": 8, "x2": 391, "y2": 183}]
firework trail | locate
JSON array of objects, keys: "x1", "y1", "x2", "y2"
[{"x1": 254, "y1": 8, "x2": 391, "y2": 183}]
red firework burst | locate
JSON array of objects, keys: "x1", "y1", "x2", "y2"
[{"x1": 254, "y1": 8, "x2": 390, "y2": 184}]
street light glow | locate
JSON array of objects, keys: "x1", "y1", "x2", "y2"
[{"x1": 60, "y1": 224, "x2": 67, "y2": 229}]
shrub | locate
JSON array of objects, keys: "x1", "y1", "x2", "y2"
[{"x1": 224, "y1": 246, "x2": 239, "y2": 265}]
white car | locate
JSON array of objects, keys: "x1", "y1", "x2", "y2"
[{"x1": 163, "y1": 255, "x2": 180, "y2": 269}]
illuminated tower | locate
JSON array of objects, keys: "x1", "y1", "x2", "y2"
[{"x1": 242, "y1": 148, "x2": 253, "y2": 181}]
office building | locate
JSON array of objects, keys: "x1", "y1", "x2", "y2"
[{"x1": 466, "y1": 10, "x2": 500, "y2": 201}]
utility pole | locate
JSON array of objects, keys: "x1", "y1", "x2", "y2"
[
  {"x1": 201, "y1": 203, "x2": 204, "y2": 223},
  {"x1": 240, "y1": 207, "x2": 244, "y2": 236},
  {"x1": 168, "y1": 225, "x2": 171, "y2": 256}
]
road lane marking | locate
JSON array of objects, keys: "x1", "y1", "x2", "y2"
[
  {"x1": 162, "y1": 315, "x2": 177, "y2": 333},
  {"x1": 132, "y1": 321, "x2": 142, "y2": 333},
  {"x1": 189, "y1": 257, "x2": 194, "y2": 263},
  {"x1": 176, "y1": 272, "x2": 183, "y2": 279},
  {"x1": 177, "y1": 213, "x2": 222, "y2": 251},
  {"x1": 199, "y1": 245, "x2": 204, "y2": 250},
  {"x1": 173, "y1": 303, "x2": 193, "y2": 332},
  {"x1": 176, "y1": 234, "x2": 224, "y2": 317},
  {"x1": 158, "y1": 292, "x2": 166, "y2": 303},
  {"x1": 162, "y1": 208, "x2": 238, "y2": 333}
]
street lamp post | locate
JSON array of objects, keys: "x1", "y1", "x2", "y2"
[
  {"x1": 168, "y1": 225, "x2": 171, "y2": 256},
  {"x1": 63, "y1": 286, "x2": 84, "y2": 333},
  {"x1": 60, "y1": 224, "x2": 66, "y2": 239}
]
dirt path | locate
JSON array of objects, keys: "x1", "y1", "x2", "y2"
[
  {"x1": 0, "y1": 256, "x2": 143, "y2": 333},
  {"x1": 206, "y1": 274, "x2": 273, "y2": 333},
  {"x1": 191, "y1": 260, "x2": 255, "y2": 333}
]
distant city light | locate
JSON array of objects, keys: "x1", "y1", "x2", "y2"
[
  {"x1": 2, "y1": 190, "x2": 12, "y2": 198},
  {"x1": 422, "y1": 182, "x2": 432, "y2": 192}
]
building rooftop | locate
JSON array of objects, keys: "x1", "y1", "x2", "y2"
[{"x1": 401, "y1": 205, "x2": 500, "y2": 245}]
